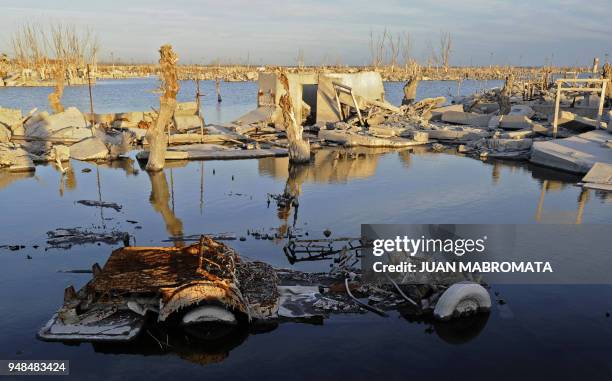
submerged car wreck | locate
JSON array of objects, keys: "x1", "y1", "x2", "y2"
[{"x1": 39, "y1": 236, "x2": 491, "y2": 344}]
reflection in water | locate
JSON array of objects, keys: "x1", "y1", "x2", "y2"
[
  {"x1": 148, "y1": 170, "x2": 184, "y2": 245},
  {"x1": 98, "y1": 157, "x2": 140, "y2": 176},
  {"x1": 275, "y1": 164, "x2": 309, "y2": 238},
  {"x1": 535, "y1": 179, "x2": 591, "y2": 224},
  {"x1": 91, "y1": 323, "x2": 254, "y2": 366},
  {"x1": 58, "y1": 169, "x2": 77, "y2": 197},
  {"x1": 398, "y1": 305, "x2": 490, "y2": 345},
  {"x1": 432, "y1": 313, "x2": 490, "y2": 345},
  {"x1": 260, "y1": 148, "x2": 401, "y2": 183},
  {"x1": 0, "y1": 169, "x2": 35, "y2": 189}
]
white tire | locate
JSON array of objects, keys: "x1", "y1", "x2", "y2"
[
  {"x1": 181, "y1": 305, "x2": 237, "y2": 325},
  {"x1": 433, "y1": 282, "x2": 491, "y2": 320}
]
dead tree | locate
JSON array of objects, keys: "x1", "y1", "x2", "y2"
[
  {"x1": 439, "y1": 31, "x2": 452, "y2": 73},
  {"x1": 369, "y1": 28, "x2": 388, "y2": 69},
  {"x1": 387, "y1": 33, "x2": 401, "y2": 73},
  {"x1": 146, "y1": 45, "x2": 179, "y2": 171},
  {"x1": 498, "y1": 74, "x2": 513, "y2": 115},
  {"x1": 278, "y1": 72, "x2": 310, "y2": 164}
]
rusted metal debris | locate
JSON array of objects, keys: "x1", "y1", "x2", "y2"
[
  {"x1": 283, "y1": 237, "x2": 364, "y2": 266},
  {"x1": 39, "y1": 236, "x2": 491, "y2": 344}
]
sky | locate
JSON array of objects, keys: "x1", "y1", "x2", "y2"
[{"x1": 0, "y1": 0, "x2": 610, "y2": 67}]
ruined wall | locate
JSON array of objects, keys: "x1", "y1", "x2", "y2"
[{"x1": 315, "y1": 72, "x2": 385, "y2": 124}]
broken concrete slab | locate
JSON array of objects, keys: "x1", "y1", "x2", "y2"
[
  {"x1": 137, "y1": 144, "x2": 287, "y2": 161},
  {"x1": 581, "y1": 162, "x2": 612, "y2": 192},
  {"x1": 430, "y1": 104, "x2": 464, "y2": 121},
  {"x1": 174, "y1": 115, "x2": 203, "y2": 131},
  {"x1": 25, "y1": 107, "x2": 91, "y2": 141},
  {"x1": 425, "y1": 126, "x2": 490, "y2": 141},
  {"x1": 491, "y1": 115, "x2": 534, "y2": 130},
  {"x1": 530, "y1": 130, "x2": 612, "y2": 173},
  {"x1": 8, "y1": 154, "x2": 35, "y2": 172},
  {"x1": 499, "y1": 129, "x2": 534, "y2": 139},
  {"x1": 509, "y1": 105, "x2": 535, "y2": 118},
  {"x1": 173, "y1": 101, "x2": 198, "y2": 116},
  {"x1": 484, "y1": 138, "x2": 532, "y2": 152},
  {"x1": 557, "y1": 110, "x2": 607, "y2": 131},
  {"x1": 136, "y1": 149, "x2": 189, "y2": 161},
  {"x1": 69, "y1": 137, "x2": 109, "y2": 161},
  {"x1": 0, "y1": 143, "x2": 35, "y2": 170},
  {"x1": 472, "y1": 102, "x2": 499, "y2": 114},
  {"x1": 232, "y1": 106, "x2": 277, "y2": 131},
  {"x1": 441, "y1": 111, "x2": 492, "y2": 128},
  {"x1": 319, "y1": 129, "x2": 425, "y2": 148}
]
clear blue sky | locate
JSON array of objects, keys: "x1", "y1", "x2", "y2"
[{"x1": 0, "y1": 0, "x2": 610, "y2": 66}]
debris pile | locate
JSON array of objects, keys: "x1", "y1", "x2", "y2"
[{"x1": 39, "y1": 237, "x2": 491, "y2": 343}]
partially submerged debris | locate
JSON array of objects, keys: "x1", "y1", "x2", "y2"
[
  {"x1": 76, "y1": 200, "x2": 123, "y2": 212},
  {"x1": 39, "y1": 237, "x2": 491, "y2": 344},
  {"x1": 46, "y1": 227, "x2": 129, "y2": 249},
  {"x1": 531, "y1": 130, "x2": 611, "y2": 173},
  {"x1": 580, "y1": 162, "x2": 612, "y2": 192}
]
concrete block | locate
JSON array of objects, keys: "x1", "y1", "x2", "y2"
[
  {"x1": 430, "y1": 104, "x2": 464, "y2": 121},
  {"x1": 441, "y1": 111, "x2": 492, "y2": 127},
  {"x1": 174, "y1": 115, "x2": 203, "y2": 131},
  {"x1": 530, "y1": 131, "x2": 612, "y2": 173},
  {"x1": 25, "y1": 107, "x2": 91, "y2": 140},
  {"x1": 499, "y1": 115, "x2": 533, "y2": 130},
  {"x1": 70, "y1": 137, "x2": 109, "y2": 161}
]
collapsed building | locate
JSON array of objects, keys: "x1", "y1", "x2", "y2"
[{"x1": 1, "y1": 69, "x2": 611, "y2": 190}]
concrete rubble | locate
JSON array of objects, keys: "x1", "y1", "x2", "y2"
[
  {"x1": 580, "y1": 162, "x2": 612, "y2": 192},
  {"x1": 531, "y1": 130, "x2": 611, "y2": 173},
  {"x1": 0, "y1": 70, "x2": 610, "y2": 175}
]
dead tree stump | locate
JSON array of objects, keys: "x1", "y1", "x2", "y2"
[
  {"x1": 146, "y1": 45, "x2": 179, "y2": 171},
  {"x1": 279, "y1": 72, "x2": 310, "y2": 164},
  {"x1": 402, "y1": 75, "x2": 419, "y2": 105}
]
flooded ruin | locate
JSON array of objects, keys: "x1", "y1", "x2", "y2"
[{"x1": 1, "y1": 77, "x2": 611, "y2": 379}]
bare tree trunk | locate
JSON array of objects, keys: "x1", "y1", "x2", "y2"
[
  {"x1": 278, "y1": 72, "x2": 310, "y2": 164},
  {"x1": 402, "y1": 74, "x2": 419, "y2": 105},
  {"x1": 146, "y1": 45, "x2": 179, "y2": 171}
]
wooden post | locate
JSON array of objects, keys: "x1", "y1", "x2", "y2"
[
  {"x1": 552, "y1": 81, "x2": 561, "y2": 138},
  {"x1": 195, "y1": 79, "x2": 204, "y2": 143},
  {"x1": 597, "y1": 81, "x2": 607, "y2": 129},
  {"x1": 216, "y1": 78, "x2": 222, "y2": 103},
  {"x1": 87, "y1": 64, "x2": 95, "y2": 136}
]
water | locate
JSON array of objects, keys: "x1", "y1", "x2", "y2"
[{"x1": 0, "y1": 79, "x2": 611, "y2": 380}]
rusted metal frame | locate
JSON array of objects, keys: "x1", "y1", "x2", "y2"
[{"x1": 332, "y1": 81, "x2": 365, "y2": 126}]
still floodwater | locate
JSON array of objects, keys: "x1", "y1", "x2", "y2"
[{"x1": 0, "y1": 79, "x2": 611, "y2": 380}]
